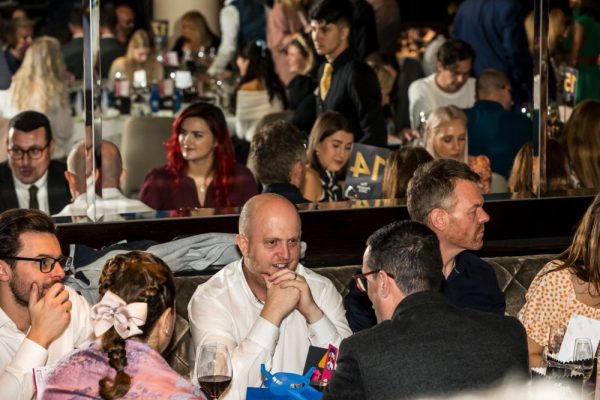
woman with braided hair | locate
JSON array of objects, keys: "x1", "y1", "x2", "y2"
[{"x1": 42, "y1": 251, "x2": 206, "y2": 399}]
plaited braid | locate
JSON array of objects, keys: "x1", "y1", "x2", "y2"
[{"x1": 95, "y1": 251, "x2": 176, "y2": 400}]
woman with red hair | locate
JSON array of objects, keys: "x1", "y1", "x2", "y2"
[{"x1": 139, "y1": 102, "x2": 258, "y2": 210}]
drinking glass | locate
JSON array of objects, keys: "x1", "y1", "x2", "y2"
[
  {"x1": 573, "y1": 338, "x2": 594, "y2": 381},
  {"x1": 548, "y1": 324, "x2": 566, "y2": 356},
  {"x1": 196, "y1": 343, "x2": 233, "y2": 399}
]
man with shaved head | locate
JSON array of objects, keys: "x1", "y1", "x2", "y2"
[
  {"x1": 188, "y1": 193, "x2": 351, "y2": 399},
  {"x1": 54, "y1": 140, "x2": 151, "y2": 217},
  {"x1": 464, "y1": 69, "x2": 532, "y2": 179}
]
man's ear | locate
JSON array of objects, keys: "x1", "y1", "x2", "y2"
[
  {"x1": 429, "y1": 208, "x2": 447, "y2": 232},
  {"x1": 341, "y1": 24, "x2": 350, "y2": 42},
  {"x1": 118, "y1": 169, "x2": 127, "y2": 188},
  {"x1": 0, "y1": 260, "x2": 12, "y2": 282},
  {"x1": 235, "y1": 234, "x2": 249, "y2": 257},
  {"x1": 378, "y1": 270, "x2": 397, "y2": 299},
  {"x1": 289, "y1": 161, "x2": 303, "y2": 188},
  {"x1": 64, "y1": 171, "x2": 78, "y2": 197},
  {"x1": 436, "y1": 61, "x2": 443, "y2": 73}
]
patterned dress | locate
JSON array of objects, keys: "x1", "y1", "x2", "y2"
[
  {"x1": 43, "y1": 340, "x2": 206, "y2": 399},
  {"x1": 518, "y1": 261, "x2": 600, "y2": 347}
]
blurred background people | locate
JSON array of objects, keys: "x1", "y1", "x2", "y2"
[
  {"x1": 140, "y1": 102, "x2": 258, "y2": 210},
  {"x1": 0, "y1": 36, "x2": 73, "y2": 160},
  {"x1": 108, "y1": 29, "x2": 164, "y2": 89},
  {"x1": 464, "y1": 69, "x2": 532, "y2": 180},
  {"x1": 267, "y1": 0, "x2": 309, "y2": 86},
  {"x1": 61, "y1": 5, "x2": 84, "y2": 81},
  {"x1": 424, "y1": 106, "x2": 493, "y2": 193},
  {"x1": 564, "y1": 0, "x2": 600, "y2": 103},
  {"x1": 286, "y1": 34, "x2": 317, "y2": 134},
  {"x1": 508, "y1": 140, "x2": 577, "y2": 195},
  {"x1": 114, "y1": 3, "x2": 136, "y2": 46},
  {"x1": 408, "y1": 39, "x2": 476, "y2": 129},
  {"x1": 208, "y1": 0, "x2": 267, "y2": 76},
  {"x1": 172, "y1": 10, "x2": 219, "y2": 64},
  {"x1": 302, "y1": 111, "x2": 354, "y2": 202},
  {"x1": 0, "y1": 17, "x2": 34, "y2": 90},
  {"x1": 453, "y1": 0, "x2": 533, "y2": 107},
  {"x1": 99, "y1": 4, "x2": 126, "y2": 79},
  {"x1": 43, "y1": 251, "x2": 207, "y2": 399},
  {"x1": 232, "y1": 41, "x2": 286, "y2": 143},
  {"x1": 559, "y1": 99, "x2": 600, "y2": 189},
  {"x1": 381, "y1": 147, "x2": 433, "y2": 199}
]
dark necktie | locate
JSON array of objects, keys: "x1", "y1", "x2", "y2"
[{"x1": 29, "y1": 185, "x2": 39, "y2": 210}]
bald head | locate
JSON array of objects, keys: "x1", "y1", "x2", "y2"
[
  {"x1": 239, "y1": 193, "x2": 300, "y2": 236},
  {"x1": 476, "y1": 69, "x2": 512, "y2": 110},
  {"x1": 100, "y1": 140, "x2": 123, "y2": 188},
  {"x1": 66, "y1": 140, "x2": 123, "y2": 193},
  {"x1": 66, "y1": 141, "x2": 89, "y2": 194}
]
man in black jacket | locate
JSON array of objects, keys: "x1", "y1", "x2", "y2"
[
  {"x1": 0, "y1": 111, "x2": 70, "y2": 214},
  {"x1": 324, "y1": 220, "x2": 529, "y2": 400},
  {"x1": 309, "y1": 0, "x2": 386, "y2": 147}
]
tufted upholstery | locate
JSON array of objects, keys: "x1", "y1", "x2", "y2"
[{"x1": 164, "y1": 254, "x2": 556, "y2": 376}]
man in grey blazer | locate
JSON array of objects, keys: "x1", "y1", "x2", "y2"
[{"x1": 324, "y1": 220, "x2": 528, "y2": 400}]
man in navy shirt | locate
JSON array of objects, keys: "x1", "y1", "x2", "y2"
[{"x1": 344, "y1": 159, "x2": 505, "y2": 332}]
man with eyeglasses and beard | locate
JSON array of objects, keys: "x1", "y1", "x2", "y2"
[
  {"x1": 0, "y1": 111, "x2": 71, "y2": 214},
  {"x1": 0, "y1": 208, "x2": 93, "y2": 399}
]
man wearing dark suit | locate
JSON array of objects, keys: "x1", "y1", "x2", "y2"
[
  {"x1": 324, "y1": 221, "x2": 529, "y2": 400},
  {"x1": 99, "y1": 4, "x2": 126, "y2": 79},
  {"x1": 61, "y1": 6, "x2": 84, "y2": 80},
  {"x1": 0, "y1": 111, "x2": 71, "y2": 215},
  {"x1": 310, "y1": 0, "x2": 387, "y2": 147}
]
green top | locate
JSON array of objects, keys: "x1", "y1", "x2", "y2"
[{"x1": 564, "y1": 8, "x2": 600, "y2": 58}]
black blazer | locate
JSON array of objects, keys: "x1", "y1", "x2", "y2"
[
  {"x1": 0, "y1": 160, "x2": 71, "y2": 215},
  {"x1": 324, "y1": 291, "x2": 529, "y2": 400}
]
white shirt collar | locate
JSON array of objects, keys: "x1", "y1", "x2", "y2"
[{"x1": 12, "y1": 170, "x2": 48, "y2": 191}]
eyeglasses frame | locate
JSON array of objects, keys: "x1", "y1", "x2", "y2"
[
  {"x1": 4, "y1": 255, "x2": 73, "y2": 274},
  {"x1": 7, "y1": 142, "x2": 51, "y2": 160},
  {"x1": 353, "y1": 269, "x2": 395, "y2": 293}
]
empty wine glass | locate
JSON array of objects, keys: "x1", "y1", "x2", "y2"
[
  {"x1": 573, "y1": 338, "x2": 594, "y2": 381},
  {"x1": 195, "y1": 343, "x2": 233, "y2": 399}
]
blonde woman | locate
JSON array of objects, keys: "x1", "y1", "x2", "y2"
[
  {"x1": 172, "y1": 11, "x2": 219, "y2": 63},
  {"x1": 108, "y1": 29, "x2": 164, "y2": 89},
  {"x1": 0, "y1": 36, "x2": 73, "y2": 159},
  {"x1": 424, "y1": 105, "x2": 492, "y2": 193}
]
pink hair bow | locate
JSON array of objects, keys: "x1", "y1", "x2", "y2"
[{"x1": 90, "y1": 290, "x2": 148, "y2": 339}]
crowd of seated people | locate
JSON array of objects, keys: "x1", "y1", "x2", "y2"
[
  {"x1": 1, "y1": 1, "x2": 600, "y2": 399},
  {"x1": 9, "y1": 172, "x2": 600, "y2": 398},
  {"x1": 0, "y1": 0, "x2": 597, "y2": 219}
]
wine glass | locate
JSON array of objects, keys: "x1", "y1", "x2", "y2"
[
  {"x1": 573, "y1": 338, "x2": 594, "y2": 381},
  {"x1": 196, "y1": 343, "x2": 233, "y2": 399},
  {"x1": 547, "y1": 324, "x2": 566, "y2": 356}
]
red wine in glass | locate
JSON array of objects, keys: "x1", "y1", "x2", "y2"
[{"x1": 198, "y1": 374, "x2": 232, "y2": 399}]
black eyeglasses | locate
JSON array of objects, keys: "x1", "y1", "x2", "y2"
[
  {"x1": 8, "y1": 143, "x2": 50, "y2": 160},
  {"x1": 353, "y1": 269, "x2": 395, "y2": 293},
  {"x1": 5, "y1": 256, "x2": 73, "y2": 274}
]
